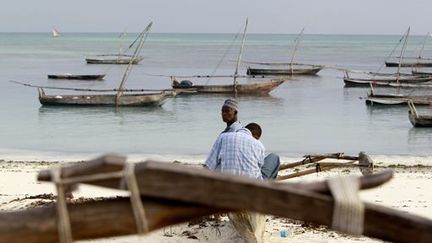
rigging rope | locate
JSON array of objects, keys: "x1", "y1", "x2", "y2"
[
  {"x1": 50, "y1": 162, "x2": 151, "y2": 242},
  {"x1": 375, "y1": 30, "x2": 407, "y2": 74},
  {"x1": 204, "y1": 23, "x2": 245, "y2": 85},
  {"x1": 328, "y1": 175, "x2": 364, "y2": 235},
  {"x1": 9, "y1": 80, "x2": 172, "y2": 93}
]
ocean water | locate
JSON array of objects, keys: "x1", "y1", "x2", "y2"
[{"x1": 0, "y1": 32, "x2": 431, "y2": 160}]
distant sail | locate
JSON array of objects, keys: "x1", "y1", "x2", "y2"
[{"x1": 51, "y1": 28, "x2": 59, "y2": 37}]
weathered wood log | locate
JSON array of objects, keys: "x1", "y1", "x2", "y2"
[
  {"x1": 0, "y1": 197, "x2": 227, "y2": 243},
  {"x1": 36, "y1": 159, "x2": 432, "y2": 243},
  {"x1": 279, "y1": 152, "x2": 358, "y2": 171},
  {"x1": 277, "y1": 160, "x2": 357, "y2": 180}
]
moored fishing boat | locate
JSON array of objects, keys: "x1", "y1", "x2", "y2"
[
  {"x1": 14, "y1": 22, "x2": 175, "y2": 107},
  {"x1": 343, "y1": 75, "x2": 432, "y2": 87},
  {"x1": 385, "y1": 58, "x2": 432, "y2": 67},
  {"x1": 47, "y1": 74, "x2": 106, "y2": 80},
  {"x1": 85, "y1": 28, "x2": 148, "y2": 65},
  {"x1": 246, "y1": 28, "x2": 323, "y2": 76},
  {"x1": 38, "y1": 88, "x2": 174, "y2": 106},
  {"x1": 365, "y1": 92, "x2": 432, "y2": 106},
  {"x1": 408, "y1": 100, "x2": 432, "y2": 127},
  {"x1": 171, "y1": 19, "x2": 286, "y2": 95},
  {"x1": 85, "y1": 54, "x2": 144, "y2": 65},
  {"x1": 172, "y1": 77, "x2": 285, "y2": 94},
  {"x1": 246, "y1": 63, "x2": 322, "y2": 76}
]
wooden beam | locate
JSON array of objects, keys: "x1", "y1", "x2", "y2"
[
  {"x1": 0, "y1": 197, "x2": 227, "y2": 243},
  {"x1": 37, "y1": 160, "x2": 432, "y2": 243}
]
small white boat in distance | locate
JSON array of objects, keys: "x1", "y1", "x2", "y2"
[{"x1": 51, "y1": 27, "x2": 59, "y2": 37}]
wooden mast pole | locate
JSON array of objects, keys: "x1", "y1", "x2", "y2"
[
  {"x1": 115, "y1": 22, "x2": 153, "y2": 106},
  {"x1": 418, "y1": 32, "x2": 430, "y2": 59},
  {"x1": 396, "y1": 27, "x2": 410, "y2": 83},
  {"x1": 233, "y1": 18, "x2": 248, "y2": 95},
  {"x1": 289, "y1": 28, "x2": 305, "y2": 76}
]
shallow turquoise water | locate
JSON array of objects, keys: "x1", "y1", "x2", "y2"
[{"x1": 0, "y1": 32, "x2": 431, "y2": 158}]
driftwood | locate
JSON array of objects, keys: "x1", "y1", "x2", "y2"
[
  {"x1": 278, "y1": 152, "x2": 356, "y2": 170},
  {"x1": 277, "y1": 152, "x2": 373, "y2": 180},
  {"x1": 33, "y1": 155, "x2": 432, "y2": 243}
]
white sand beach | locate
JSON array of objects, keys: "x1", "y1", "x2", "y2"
[{"x1": 0, "y1": 154, "x2": 431, "y2": 243}]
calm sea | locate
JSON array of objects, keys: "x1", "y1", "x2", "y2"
[{"x1": 0, "y1": 32, "x2": 431, "y2": 160}]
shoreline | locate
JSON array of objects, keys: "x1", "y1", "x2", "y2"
[{"x1": 1, "y1": 150, "x2": 432, "y2": 167}]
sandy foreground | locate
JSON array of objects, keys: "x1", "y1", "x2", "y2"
[{"x1": 0, "y1": 155, "x2": 431, "y2": 243}]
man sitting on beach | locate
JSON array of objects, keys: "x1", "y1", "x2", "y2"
[{"x1": 205, "y1": 123, "x2": 279, "y2": 180}]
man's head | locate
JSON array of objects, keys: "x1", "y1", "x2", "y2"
[
  {"x1": 221, "y1": 98, "x2": 238, "y2": 124},
  {"x1": 245, "y1": 123, "x2": 262, "y2": 140}
]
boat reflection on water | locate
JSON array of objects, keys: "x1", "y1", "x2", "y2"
[{"x1": 38, "y1": 105, "x2": 175, "y2": 126}]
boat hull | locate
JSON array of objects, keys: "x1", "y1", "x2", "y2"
[
  {"x1": 366, "y1": 95, "x2": 432, "y2": 106},
  {"x1": 38, "y1": 90, "x2": 173, "y2": 107},
  {"x1": 173, "y1": 80, "x2": 285, "y2": 94},
  {"x1": 247, "y1": 67, "x2": 321, "y2": 76},
  {"x1": 47, "y1": 74, "x2": 106, "y2": 80},
  {"x1": 344, "y1": 77, "x2": 432, "y2": 87},
  {"x1": 409, "y1": 114, "x2": 432, "y2": 127},
  {"x1": 85, "y1": 56, "x2": 143, "y2": 65},
  {"x1": 385, "y1": 61, "x2": 432, "y2": 67}
]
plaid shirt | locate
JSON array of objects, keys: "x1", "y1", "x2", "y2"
[
  {"x1": 205, "y1": 128, "x2": 265, "y2": 179},
  {"x1": 222, "y1": 121, "x2": 242, "y2": 133}
]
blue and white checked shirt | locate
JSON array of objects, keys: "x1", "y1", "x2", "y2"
[
  {"x1": 222, "y1": 121, "x2": 242, "y2": 133},
  {"x1": 205, "y1": 128, "x2": 265, "y2": 179}
]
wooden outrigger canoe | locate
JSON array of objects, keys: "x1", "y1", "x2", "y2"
[
  {"x1": 172, "y1": 78, "x2": 285, "y2": 94},
  {"x1": 245, "y1": 28, "x2": 323, "y2": 77},
  {"x1": 246, "y1": 64, "x2": 322, "y2": 76},
  {"x1": 36, "y1": 22, "x2": 173, "y2": 107},
  {"x1": 47, "y1": 74, "x2": 106, "y2": 80},
  {"x1": 85, "y1": 54, "x2": 144, "y2": 65},
  {"x1": 412, "y1": 70, "x2": 432, "y2": 76},
  {"x1": 408, "y1": 100, "x2": 432, "y2": 127},
  {"x1": 173, "y1": 19, "x2": 286, "y2": 95},
  {"x1": 38, "y1": 88, "x2": 175, "y2": 107},
  {"x1": 343, "y1": 76, "x2": 432, "y2": 87},
  {"x1": 1, "y1": 154, "x2": 430, "y2": 243},
  {"x1": 385, "y1": 59, "x2": 432, "y2": 67},
  {"x1": 366, "y1": 93, "x2": 432, "y2": 106}
]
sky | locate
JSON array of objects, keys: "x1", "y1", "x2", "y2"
[{"x1": 0, "y1": 0, "x2": 431, "y2": 35}]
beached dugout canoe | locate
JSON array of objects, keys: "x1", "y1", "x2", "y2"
[{"x1": 30, "y1": 154, "x2": 432, "y2": 243}]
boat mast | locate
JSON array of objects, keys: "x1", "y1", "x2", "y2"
[
  {"x1": 233, "y1": 18, "x2": 248, "y2": 94},
  {"x1": 418, "y1": 32, "x2": 430, "y2": 59},
  {"x1": 115, "y1": 22, "x2": 153, "y2": 106},
  {"x1": 289, "y1": 28, "x2": 305, "y2": 75},
  {"x1": 397, "y1": 27, "x2": 410, "y2": 82}
]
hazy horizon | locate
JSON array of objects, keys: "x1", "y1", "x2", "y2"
[{"x1": 1, "y1": 0, "x2": 431, "y2": 35}]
